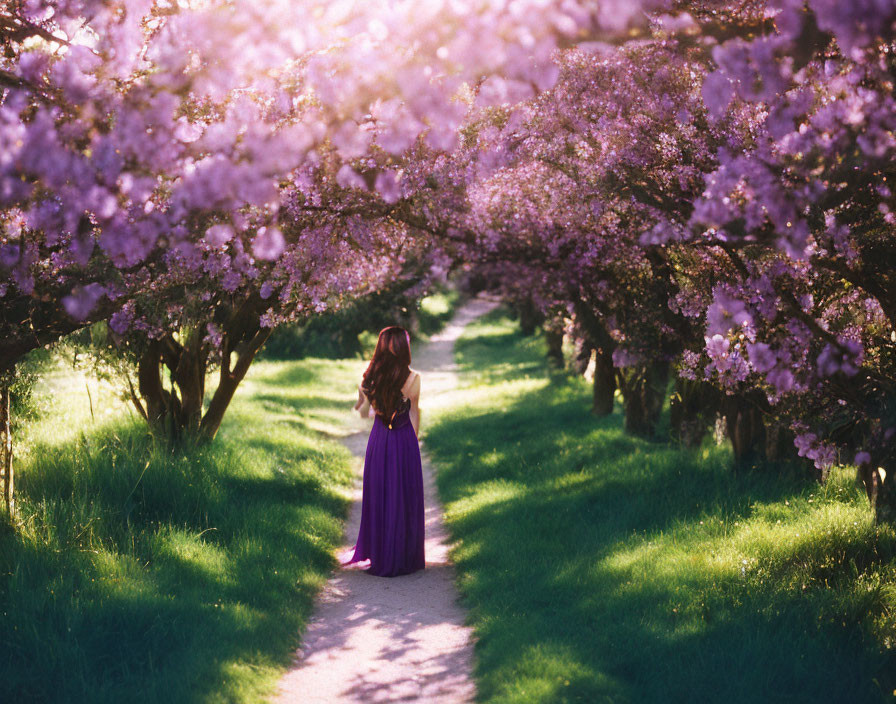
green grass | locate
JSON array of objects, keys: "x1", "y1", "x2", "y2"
[
  {"x1": 0, "y1": 357, "x2": 367, "y2": 703},
  {"x1": 417, "y1": 288, "x2": 463, "y2": 337},
  {"x1": 425, "y1": 308, "x2": 896, "y2": 704}
]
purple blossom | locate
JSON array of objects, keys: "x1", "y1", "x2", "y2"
[
  {"x1": 746, "y1": 342, "x2": 777, "y2": 374},
  {"x1": 702, "y1": 71, "x2": 734, "y2": 120},
  {"x1": 205, "y1": 323, "x2": 223, "y2": 347},
  {"x1": 612, "y1": 347, "x2": 641, "y2": 368},
  {"x1": 705, "y1": 334, "x2": 730, "y2": 361},
  {"x1": 375, "y1": 170, "x2": 402, "y2": 204},
  {"x1": 794, "y1": 432, "x2": 818, "y2": 458},
  {"x1": 62, "y1": 283, "x2": 106, "y2": 321},
  {"x1": 766, "y1": 368, "x2": 795, "y2": 394},
  {"x1": 813, "y1": 444, "x2": 837, "y2": 473},
  {"x1": 707, "y1": 290, "x2": 752, "y2": 335},
  {"x1": 69, "y1": 234, "x2": 95, "y2": 267},
  {"x1": 205, "y1": 224, "x2": 234, "y2": 247},
  {"x1": 109, "y1": 302, "x2": 135, "y2": 335},
  {"x1": 817, "y1": 339, "x2": 864, "y2": 376},
  {"x1": 0, "y1": 244, "x2": 20, "y2": 269},
  {"x1": 252, "y1": 226, "x2": 285, "y2": 261},
  {"x1": 335, "y1": 165, "x2": 367, "y2": 190}
]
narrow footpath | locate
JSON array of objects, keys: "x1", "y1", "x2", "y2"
[{"x1": 274, "y1": 297, "x2": 499, "y2": 703}]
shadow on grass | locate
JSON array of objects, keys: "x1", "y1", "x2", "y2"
[
  {"x1": 0, "y1": 361, "x2": 358, "y2": 703},
  {"x1": 426, "y1": 311, "x2": 896, "y2": 704},
  {"x1": 254, "y1": 393, "x2": 349, "y2": 417},
  {"x1": 253, "y1": 363, "x2": 320, "y2": 388}
]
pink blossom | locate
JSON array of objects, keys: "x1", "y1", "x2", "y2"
[
  {"x1": 252, "y1": 226, "x2": 286, "y2": 261},
  {"x1": 205, "y1": 224, "x2": 235, "y2": 247},
  {"x1": 375, "y1": 171, "x2": 401, "y2": 204}
]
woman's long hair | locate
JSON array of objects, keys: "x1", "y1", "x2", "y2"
[{"x1": 362, "y1": 326, "x2": 412, "y2": 421}]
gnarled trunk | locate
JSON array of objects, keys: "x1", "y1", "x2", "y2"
[
  {"x1": 172, "y1": 328, "x2": 207, "y2": 435},
  {"x1": 132, "y1": 293, "x2": 272, "y2": 443},
  {"x1": 136, "y1": 333, "x2": 207, "y2": 442},
  {"x1": 199, "y1": 326, "x2": 271, "y2": 441}
]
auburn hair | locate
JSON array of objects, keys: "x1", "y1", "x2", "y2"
[{"x1": 362, "y1": 326, "x2": 412, "y2": 421}]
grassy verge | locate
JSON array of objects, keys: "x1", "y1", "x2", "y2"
[
  {"x1": 0, "y1": 357, "x2": 367, "y2": 703},
  {"x1": 425, "y1": 308, "x2": 896, "y2": 704}
]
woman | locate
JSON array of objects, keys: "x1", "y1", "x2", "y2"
[{"x1": 344, "y1": 326, "x2": 425, "y2": 577}]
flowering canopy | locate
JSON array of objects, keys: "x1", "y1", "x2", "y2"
[
  {"x1": 0, "y1": 0, "x2": 668, "y2": 370},
  {"x1": 2, "y1": 1, "x2": 896, "y2": 513}
]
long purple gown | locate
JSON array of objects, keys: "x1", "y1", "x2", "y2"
[{"x1": 346, "y1": 395, "x2": 425, "y2": 577}]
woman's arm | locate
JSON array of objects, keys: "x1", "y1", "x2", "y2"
[
  {"x1": 407, "y1": 373, "x2": 422, "y2": 436},
  {"x1": 354, "y1": 385, "x2": 371, "y2": 418}
]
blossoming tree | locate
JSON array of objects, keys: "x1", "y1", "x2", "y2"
[{"x1": 1, "y1": 0, "x2": 667, "y2": 509}]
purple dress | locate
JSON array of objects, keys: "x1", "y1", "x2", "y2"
[{"x1": 347, "y1": 395, "x2": 426, "y2": 577}]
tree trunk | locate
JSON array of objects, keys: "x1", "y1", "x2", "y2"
[
  {"x1": 135, "y1": 332, "x2": 207, "y2": 441},
  {"x1": 569, "y1": 297, "x2": 616, "y2": 417},
  {"x1": 545, "y1": 327, "x2": 564, "y2": 367},
  {"x1": 724, "y1": 397, "x2": 766, "y2": 469},
  {"x1": 873, "y1": 476, "x2": 896, "y2": 524},
  {"x1": 199, "y1": 327, "x2": 272, "y2": 441},
  {"x1": 518, "y1": 297, "x2": 541, "y2": 336},
  {"x1": 572, "y1": 337, "x2": 593, "y2": 376},
  {"x1": 131, "y1": 291, "x2": 276, "y2": 443},
  {"x1": 592, "y1": 347, "x2": 615, "y2": 416},
  {"x1": 620, "y1": 360, "x2": 670, "y2": 439},
  {"x1": 669, "y1": 378, "x2": 714, "y2": 449},
  {"x1": 764, "y1": 421, "x2": 806, "y2": 465},
  {"x1": 138, "y1": 340, "x2": 169, "y2": 428},
  {"x1": 858, "y1": 458, "x2": 896, "y2": 524},
  {"x1": 171, "y1": 328, "x2": 208, "y2": 435},
  {"x1": 1, "y1": 383, "x2": 13, "y2": 516}
]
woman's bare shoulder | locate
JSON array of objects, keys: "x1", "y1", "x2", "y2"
[{"x1": 402, "y1": 368, "x2": 421, "y2": 395}]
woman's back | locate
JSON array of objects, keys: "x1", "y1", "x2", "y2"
[
  {"x1": 358, "y1": 369, "x2": 421, "y2": 436},
  {"x1": 346, "y1": 329, "x2": 425, "y2": 577}
]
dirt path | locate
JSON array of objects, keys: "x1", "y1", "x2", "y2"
[{"x1": 274, "y1": 298, "x2": 498, "y2": 703}]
